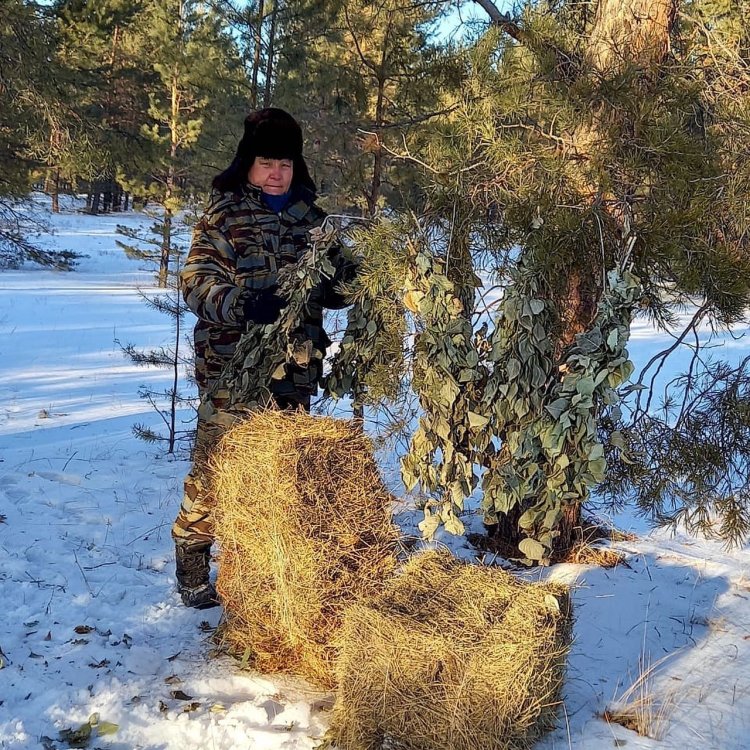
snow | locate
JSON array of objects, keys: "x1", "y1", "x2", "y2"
[{"x1": 1, "y1": 196, "x2": 749, "y2": 749}]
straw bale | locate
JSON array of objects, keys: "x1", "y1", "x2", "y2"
[
  {"x1": 329, "y1": 549, "x2": 572, "y2": 750},
  {"x1": 212, "y1": 410, "x2": 399, "y2": 688}
]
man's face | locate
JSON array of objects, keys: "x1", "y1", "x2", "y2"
[{"x1": 248, "y1": 157, "x2": 294, "y2": 195}]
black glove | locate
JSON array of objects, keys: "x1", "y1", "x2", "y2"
[
  {"x1": 337, "y1": 255, "x2": 359, "y2": 285},
  {"x1": 243, "y1": 286, "x2": 288, "y2": 325},
  {"x1": 328, "y1": 246, "x2": 359, "y2": 286}
]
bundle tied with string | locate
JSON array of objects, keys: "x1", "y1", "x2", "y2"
[
  {"x1": 328, "y1": 549, "x2": 572, "y2": 750},
  {"x1": 212, "y1": 410, "x2": 399, "y2": 688}
]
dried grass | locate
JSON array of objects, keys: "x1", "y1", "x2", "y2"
[
  {"x1": 212, "y1": 410, "x2": 399, "y2": 688},
  {"x1": 603, "y1": 652, "x2": 677, "y2": 741},
  {"x1": 329, "y1": 549, "x2": 573, "y2": 750},
  {"x1": 565, "y1": 542, "x2": 627, "y2": 568}
]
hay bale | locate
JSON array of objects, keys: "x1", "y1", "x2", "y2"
[
  {"x1": 330, "y1": 549, "x2": 572, "y2": 750},
  {"x1": 212, "y1": 410, "x2": 399, "y2": 688}
]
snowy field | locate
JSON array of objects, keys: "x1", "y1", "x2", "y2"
[{"x1": 1, "y1": 197, "x2": 749, "y2": 750}]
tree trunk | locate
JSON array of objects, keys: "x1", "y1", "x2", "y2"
[
  {"x1": 103, "y1": 183, "x2": 112, "y2": 213},
  {"x1": 160, "y1": 67, "x2": 181, "y2": 288},
  {"x1": 587, "y1": 0, "x2": 677, "y2": 74},
  {"x1": 365, "y1": 77, "x2": 386, "y2": 218},
  {"x1": 555, "y1": 0, "x2": 678, "y2": 554},
  {"x1": 50, "y1": 169, "x2": 60, "y2": 213},
  {"x1": 90, "y1": 187, "x2": 100, "y2": 216},
  {"x1": 262, "y1": 0, "x2": 278, "y2": 107},
  {"x1": 160, "y1": 207, "x2": 173, "y2": 288},
  {"x1": 480, "y1": 0, "x2": 680, "y2": 559},
  {"x1": 112, "y1": 183, "x2": 122, "y2": 212},
  {"x1": 250, "y1": 0, "x2": 265, "y2": 108},
  {"x1": 168, "y1": 273, "x2": 182, "y2": 454}
]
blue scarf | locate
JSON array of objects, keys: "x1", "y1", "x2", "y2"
[{"x1": 262, "y1": 191, "x2": 291, "y2": 213}]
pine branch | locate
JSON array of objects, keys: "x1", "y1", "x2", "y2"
[
  {"x1": 471, "y1": 0, "x2": 580, "y2": 79},
  {"x1": 630, "y1": 304, "x2": 711, "y2": 421}
]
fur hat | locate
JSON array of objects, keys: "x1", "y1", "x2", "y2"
[
  {"x1": 212, "y1": 108, "x2": 316, "y2": 196},
  {"x1": 239, "y1": 108, "x2": 304, "y2": 161}
]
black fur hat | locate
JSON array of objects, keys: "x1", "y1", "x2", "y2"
[
  {"x1": 240, "y1": 108, "x2": 303, "y2": 161},
  {"x1": 212, "y1": 108, "x2": 316, "y2": 196}
]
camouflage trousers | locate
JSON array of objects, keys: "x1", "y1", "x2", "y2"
[{"x1": 171, "y1": 385, "x2": 311, "y2": 547}]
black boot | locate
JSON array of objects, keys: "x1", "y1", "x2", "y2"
[{"x1": 175, "y1": 543, "x2": 219, "y2": 609}]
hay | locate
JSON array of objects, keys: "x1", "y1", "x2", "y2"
[
  {"x1": 566, "y1": 542, "x2": 627, "y2": 568},
  {"x1": 329, "y1": 549, "x2": 572, "y2": 750},
  {"x1": 212, "y1": 410, "x2": 399, "y2": 688}
]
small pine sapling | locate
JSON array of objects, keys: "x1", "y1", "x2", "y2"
[{"x1": 118, "y1": 213, "x2": 196, "y2": 454}]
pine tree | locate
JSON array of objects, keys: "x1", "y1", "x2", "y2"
[
  {"x1": 327, "y1": 0, "x2": 750, "y2": 560},
  {"x1": 0, "y1": 0, "x2": 81, "y2": 267},
  {"x1": 52, "y1": 0, "x2": 152, "y2": 214},
  {"x1": 117, "y1": 224, "x2": 194, "y2": 454},
  {"x1": 121, "y1": 0, "x2": 246, "y2": 286},
  {"x1": 271, "y1": 0, "x2": 461, "y2": 214}
]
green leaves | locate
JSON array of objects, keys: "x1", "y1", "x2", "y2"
[
  {"x1": 506, "y1": 358, "x2": 522, "y2": 380},
  {"x1": 546, "y1": 398, "x2": 569, "y2": 420},
  {"x1": 477, "y1": 263, "x2": 641, "y2": 560},
  {"x1": 59, "y1": 713, "x2": 118, "y2": 748},
  {"x1": 322, "y1": 215, "x2": 641, "y2": 560},
  {"x1": 518, "y1": 537, "x2": 547, "y2": 562},
  {"x1": 221, "y1": 224, "x2": 349, "y2": 409},
  {"x1": 468, "y1": 411, "x2": 490, "y2": 429}
]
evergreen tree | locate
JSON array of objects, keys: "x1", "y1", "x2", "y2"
[
  {"x1": 0, "y1": 0, "x2": 80, "y2": 267},
  {"x1": 271, "y1": 0, "x2": 461, "y2": 214},
  {"x1": 121, "y1": 0, "x2": 247, "y2": 286},
  {"x1": 52, "y1": 0, "x2": 152, "y2": 213},
  {"x1": 117, "y1": 221, "x2": 194, "y2": 454},
  {"x1": 327, "y1": 0, "x2": 750, "y2": 560}
]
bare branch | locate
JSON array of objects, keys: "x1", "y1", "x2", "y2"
[
  {"x1": 471, "y1": 0, "x2": 526, "y2": 44},
  {"x1": 631, "y1": 303, "x2": 711, "y2": 420}
]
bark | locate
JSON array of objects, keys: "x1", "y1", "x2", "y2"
[
  {"x1": 109, "y1": 25, "x2": 120, "y2": 67},
  {"x1": 556, "y1": 268, "x2": 602, "y2": 353},
  {"x1": 112, "y1": 184, "x2": 122, "y2": 212},
  {"x1": 168, "y1": 289, "x2": 181, "y2": 454},
  {"x1": 89, "y1": 187, "x2": 100, "y2": 216},
  {"x1": 50, "y1": 168, "x2": 60, "y2": 213},
  {"x1": 587, "y1": 0, "x2": 677, "y2": 75},
  {"x1": 479, "y1": 0, "x2": 680, "y2": 557},
  {"x1": 366, "y1": 78, "x2": 386, "y2": 218},
  {"x1": 160, "y1": 68, "x2": 180, "y2": 288},
  {"x1": 160, "y1": 207, "x2": 173, "y2": 288},
  {"x1": 559, "y1": 0, "x2": 677, "y2": 553},
  {"x1": 472, "y1": 0, "x2": 538, "y2": 47}
]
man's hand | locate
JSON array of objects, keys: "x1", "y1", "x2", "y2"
[{"x1": 243, "y1": 286, "x2": 288, "y2": 325}]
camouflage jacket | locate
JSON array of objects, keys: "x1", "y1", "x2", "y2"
[{"x1": 181, "y1": 184, "x2": 348, "y2": 402}]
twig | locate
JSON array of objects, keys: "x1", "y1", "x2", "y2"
[
  {"x1": 62, "y1": 451, "x2": 78, "y2": 472},
  {"x1": 73, "y1": 549, "x2": 94, "y2": 596},
  {"x1": 126, "y1": 522, "x2": 169, "y2": 546},
  {"x1": 632, "y1": 304, "x2": 710, "y2": 420}
]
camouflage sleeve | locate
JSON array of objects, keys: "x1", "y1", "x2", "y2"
[{"x1": 180, "y1": 202, "x2": 246, "y2": 327}]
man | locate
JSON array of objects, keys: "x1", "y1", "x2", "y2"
[{"x1": 173, "y1": 108, "x2": 353, "y2": 608}]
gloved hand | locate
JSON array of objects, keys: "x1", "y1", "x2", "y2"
[
  {"x1": 328, "y1": 245, "x2": 359, "y2": 285},
  {"x1": 243, "y1": 286, "x2": 288, "y2": 325}
]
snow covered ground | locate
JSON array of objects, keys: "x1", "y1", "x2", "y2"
[{"x1": 1, "y1": 197, "x2": 749, "y2": 749}]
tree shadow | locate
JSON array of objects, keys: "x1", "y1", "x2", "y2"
[{"x1": 537, "y1": 544, "x2": 748, "y2": 748}]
